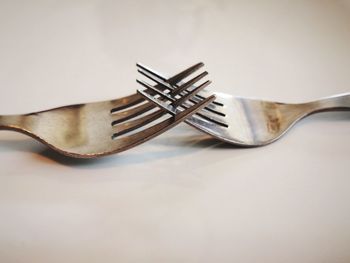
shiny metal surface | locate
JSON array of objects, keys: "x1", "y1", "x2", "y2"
[
  {"x1": 0, "y1": 71, "x2": 215, "y2": 158},
  {"x1": 185, "y1": 91, "x2": 350, "y2": 146},
  {"x1": 139, "y1": 63, "x2": 350, "y2": 146}
]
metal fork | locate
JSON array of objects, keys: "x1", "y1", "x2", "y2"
[
  {"x1": 0, "y1": 74, "x2": 215, "y2": 158},
  {"x1": 138, "y1": 63, "x2": 350, "y2": 146}
]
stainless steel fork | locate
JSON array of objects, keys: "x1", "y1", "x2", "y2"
[
  {"x1": 0, "y1": 72, "x2": 215, "y2": 158},
  {"x1": 138, "y1": 63, "x2": 350, "y2": 146}
]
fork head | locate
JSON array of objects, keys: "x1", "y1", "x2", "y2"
[
  {"x1": 138, "y1": 63, "x2": 350, "y2": 146},
  {"x1": 135, "y1": 63, "x2": 301, "y2": 146},
  {"x1": 135, "y1": 63, "x2": 296, "y2": 146},
  {"x1": 0, "y1": 65, "x2": 215, "y2": 158}
]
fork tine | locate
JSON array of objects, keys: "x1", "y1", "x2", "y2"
[
  {"x1": 137, "y1": 62, "x2": 204, "y2": 85},
  {"x1": 172, "y1": 80, "x2": 211, "y2": 107},
  {"x1": 170, "y1": 71, "x2": 208, "y2": 96},
  {"x1": 137, "y1": 62, "x2": 205, "y2": 87},
  {"x1": 167, "y1": 62, "x2": 205, "y2": 85},
  {"x1": 171, "y1": 80, "x2": 212, "y2": 107},
  {"x1": 174, "y1": 94, "x2": 216, "y2": 120},
  {"x1": 138, "y1": 68, "x2": 174, "y2": 91},
  {"x1": 111, "y1": 102, "x2": 156, "y2": 124},
  {"x1": 136, "y1": 63, "x2": 168, "y2": 82},
  {"x1": 112, "y1": 109, "x2": 165, "y2": 137},
  {"x1": 136, "y1": 79, "x2": 175, "y2": 102},
  {"x1": 137, "y1": 89, "x2": 177, "y2": 115}
]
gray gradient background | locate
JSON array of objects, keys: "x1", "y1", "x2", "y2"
[{"x1": 0, "y1": 0, "x2": 350, "y2": 262}]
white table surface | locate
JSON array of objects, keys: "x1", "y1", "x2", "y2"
[{"x1": 0, "y1": 1, "x2": 350, "y2": 262}]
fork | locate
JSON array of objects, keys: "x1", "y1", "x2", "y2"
[
  {"x1": 138, "y1": 63, "x2": 350, "y2": 146},
  {"x1": 0, "y1": 73, "x2": 215, "y2": 158}
]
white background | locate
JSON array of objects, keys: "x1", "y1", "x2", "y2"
[{"x1": 0, "y1": 1, "x2": 349, "y2": 262}]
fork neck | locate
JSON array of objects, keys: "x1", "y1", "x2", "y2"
[
  {"x1": 304, "y1": 93, "x2": 350, "y2": 114},
  {"x1": 0, "y1": 114, "x2": 35, "y2": 132}
]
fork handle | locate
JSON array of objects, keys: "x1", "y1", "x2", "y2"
[
  {"x1": 306, "y1": 93, "x2": 350, "y2": 114},
  {"x1": 0, "y1": 114, "x2": 32, "y2": 132}
]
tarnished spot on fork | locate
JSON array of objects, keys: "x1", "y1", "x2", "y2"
[{"x1": 59, "y1": 105, "x2": 88, "y2": 147}]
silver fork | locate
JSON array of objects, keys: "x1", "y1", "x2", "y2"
[
  {"x1": 0, "y1": 73, "x2": 215, "y2": 158},
  {"x1": 138, "y1": 63, "x2": 350, "y2": 146}
]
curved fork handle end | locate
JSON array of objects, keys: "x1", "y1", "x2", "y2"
[{"x1": 308, "y1": 93, "x2": 350, "y2": 113}]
